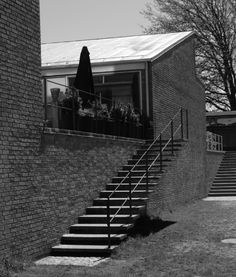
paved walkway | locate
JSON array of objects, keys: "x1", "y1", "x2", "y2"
[{"x1": 35, "y1": 256, "x2": 109, "y2": 267}]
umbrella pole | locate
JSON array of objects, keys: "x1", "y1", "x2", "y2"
[{"x1": 72, "y1": 89, "x2": 76, "y2": 130}]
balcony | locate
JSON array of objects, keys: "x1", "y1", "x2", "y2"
[{"x1": 43, "y1": 83, "x2": 153, "y2": 140}]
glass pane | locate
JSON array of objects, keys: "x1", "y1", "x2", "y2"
[
  {"x1": 93, "y1": 75, "x2": 103, "y2": 84},
  {"x1": 104, "y1": 72, "x2": 135, "y2": 83},
  {"x1": 94, "y1": 72, "x2": 140, "y2": 110}
]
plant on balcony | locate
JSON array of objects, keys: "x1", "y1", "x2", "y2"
[{"x1": 59, "y1": 88, "x2": 80, "y2": 129}]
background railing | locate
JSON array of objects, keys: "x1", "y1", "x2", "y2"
[
  {"x1": 206, "y1": 131, "x2": 223, "y2": 152},
  {"x1": 42, "y1": 78, "x2": 153, "y2": 139},
  {"x1": 106, "y1": 107, "x2": 189, "y2": 248}
]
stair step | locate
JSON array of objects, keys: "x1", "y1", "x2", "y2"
[
  {"x1": 132, "y1": 153, "x2": 176, "y2": 160},
  {"x1": 61, "y1": 233, "x2": 127, "y2": 245},
  {"x1": 123, "y1": 164, "x2": 168, "y2": 171},
  {"x1": 93, "y1": 197, "x2": 148, "y2": 206},
  {"x1": 215, "y1": 175, "x2": 236, "y2": 178},
  {"x1": 211, "y1": 185, "x2": 236, "y2": 188},
  {"x1": 217, "y1": 170, "x2": 236, "y2": 172},
  {"x1": 140, "y1": 143, "x2": 183, "y2": 150},
  {"x1": 208, "y1": 192, "x2": 236, "y2": 196},
  {"x1": 100, "y1": 190, "x2": 153, "y2": 198},
  {"x1": 78, "y1": 214, "x2": 139, "y2": 224},
  {"x1": 218, "y1": 169, "x2": 236, "y2": 172},
  {"x1": 214, "y1": 181, "x2": 236, "y2": 184},
  {"x1": 112, "y1": 176, "x2": 160, "y2": 183},
  {"x1": 106, "y1": 183, "x2": 155, "y2": 190},
  {"x1": 127, "y1": 158, "x2": 171, "y2": 165},
  {"x1": 86, "y1": 205, "x2": 145, "y2": 214},
  {"x1": 117, "y1": 170, "x2": 162, "y2": 177},
  {"x1": 136, "y1": 148, "x2": 180, "y2": 155},
  {"x1": 51, "y1": 244, "x2": 117, "y2": 257},
  {"x1": 70, "y1": 223, "x2": 133, "y2": 234},
  {"x1": 210, "y1": 188, "x2": 236, "y2": 192},
  {"x1": 224, "y1": 159, "x2": 236, "y2": 161}
]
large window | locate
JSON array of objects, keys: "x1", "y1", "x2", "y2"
[{"x1": 68, "y1": 71, "x2": 140, "y2": 110}]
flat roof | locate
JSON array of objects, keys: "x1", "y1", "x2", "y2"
[{"x1": 42, "y1": 32, "x2": 194, "y2": 68}]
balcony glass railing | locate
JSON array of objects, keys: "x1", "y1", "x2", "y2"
[{"x1": 42, "y1": 78, "x2": 153, "y2": 140}]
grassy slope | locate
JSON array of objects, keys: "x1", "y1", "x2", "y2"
[{"x1": 7, "y1": 199, "x2": 236, "y2": 277}]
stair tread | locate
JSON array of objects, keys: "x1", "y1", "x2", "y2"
[
  {"x1": 215, "y1": 176, "x2": 236, "y2": 178},
  {"x1": 94, "y1": 197, "x2": 149, "y2": 200},
  {"x1": 62, "y1": 234, "x2": 127, "y2": 238},
  {"x1": 209, "y1": 191, "x2": 236, "y2": 194},
  {"x1": 213, "y1": 185, "x2": 236, "y2": 187},
  {"x1": 79, "y1": 214, "x2": 139, "y2": 218},
  {"x1": 101, "y1": 190, "x2": 153, "y2": 193},
  {"x1": 107, "y1": 182, "x2": 157, "y2": 185},
  {"x1": 210, "y1": 188, "x2": 236, "y2": 190},
  {"x1": 87, "y1": 205, "x2": 144, "y2": 209},
  {"x1": 52, "y1": 244, "x2": 118, "y2": 250},
  {"x1": 71, "y1": 223, "x2": 133, "y2": 227}
]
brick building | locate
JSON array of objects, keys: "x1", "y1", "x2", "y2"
[
  {"x1": 0, "y1": 0, "x2": 211, "y2": 261},
  {"x1": 41, "y1": 32, "x2": 204, "y2": 137}
]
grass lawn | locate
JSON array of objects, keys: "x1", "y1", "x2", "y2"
[{"x1": 3, "y1": 199, "x2": 236, "y2": 277}]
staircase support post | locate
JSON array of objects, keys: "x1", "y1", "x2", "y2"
[
  {"x1": 186, "y1": 109, "x2": 189, "y2": 140},
  {"x1": 129, "y1": 170, "x2": 132, "y2": 218},
  {"x1": 160, "y1": 134, "x2": 162, "y2": 171},
  {"x1": 171, "y1": 120, "x2": 174, "y2": 155},
  {"x1": 107, "y1": 197, "x2": 111, "y2": 249},
  {"x1": 72, "y1": 89, "x2": 76, "y2": 130},
  {"x1": 181, "y1": 108, "x2": 184, "y2": 140},
  {"x1": 145, "y1": 152, "x2": 149, "y2": 193}
]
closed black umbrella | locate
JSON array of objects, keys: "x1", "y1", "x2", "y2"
[{"x1": 73, "y1": 46, "x2": 94, "y2": 108}]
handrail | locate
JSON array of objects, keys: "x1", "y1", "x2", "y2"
[
  {"x1": 206, "y1": 131, "x2": 223, "y2": 152},
  {"x1": 109, "y1": 120, "x2": 182, "y2": 222},
  {"x1": 46, "y1": 79, "x2": 114, "y2": 104},
  {"x1": 106, "y1": 107, "x2": 189, "y2": 247},
  {"x1": 108, "y1": 108, "x2": 182, "y2": 199}
]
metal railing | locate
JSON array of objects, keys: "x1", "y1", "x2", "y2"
[
  {"x1": 206, "y1": 131, "x2": 223, "y2": 152},
  {"x1": 42, "y1": 78, "x2": 152, "y2": 140},
  {"x1": 106, "y1": 108, "x2": 189, "y2": 248}
]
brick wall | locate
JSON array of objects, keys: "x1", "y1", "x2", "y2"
[
  {"x1": 151, "y1": 37, "x2": 205, "y2": 136},
  {"x1": 147, "y1": 37, "x2": 206, "y2": 214},
  {"x1": 0, "y1": 0, "x2": 43, "y2": 260},
  {"x1": 1, "y1": 129, "x2": 139, "y2": 259},
  {"x1": 148, "y1": 149, "x2": 224, "y2": 216}
]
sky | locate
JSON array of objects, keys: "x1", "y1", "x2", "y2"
[{"x1": 40, "y1": 0, "x2": 152, "y2": 43}]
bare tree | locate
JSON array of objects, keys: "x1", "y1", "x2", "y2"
[{"x1": 142, "y1": 0, "x2": 236, "y2": 111}]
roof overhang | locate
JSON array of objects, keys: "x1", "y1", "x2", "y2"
[{"x1": 41, "y1": 31, "x2": 195, "y2": 70}]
